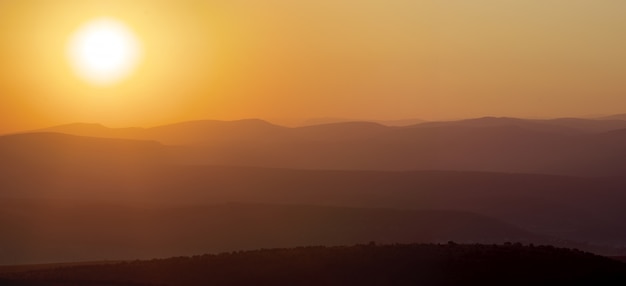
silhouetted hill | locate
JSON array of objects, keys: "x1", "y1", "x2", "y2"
[
  {"x1": 34, "y1": 117, "x2": 626, "y2": 176},
  {"x1": 3, "y1": 244, "x2": 625, "y2": 286},
  {"x1": 0, "y1": 201, "x2": 534, "y2": 264},
  {"x1": 614, "y1": 256, "x2": 626, "y2": 263}
]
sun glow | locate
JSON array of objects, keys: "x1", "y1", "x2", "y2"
[{"x1": 68, "y1": 18, "x2": 142, "y2": 86}]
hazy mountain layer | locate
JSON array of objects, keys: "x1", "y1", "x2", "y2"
[
  {"x1": 3, "y1": 121, "x2": 626, "y2": 263},
  {"x1": 0, "y1": 201, "x2": 534, "y2": 264},
  {"x1": 2, "y1": 134, "x2": 626, "y2": 252},
  {"x1": 33, "y1": 117, "x2": 626, "y2": 176}
]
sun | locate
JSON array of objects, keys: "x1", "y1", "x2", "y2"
[{"x1": 68, "y1": 18, "x2": 142, "y2": 86}]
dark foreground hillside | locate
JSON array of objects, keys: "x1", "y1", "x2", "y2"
[{"x1": 2, "y1": 243, "x2": 625, "y2": 286}]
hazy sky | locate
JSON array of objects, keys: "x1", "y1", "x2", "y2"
[{"x1": 1, "y1": 0, "x2": 626, "y2": 132}]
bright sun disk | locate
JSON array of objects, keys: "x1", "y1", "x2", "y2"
[{"x1": 68, "y1": 18, "x2": 142, "y2": 86}]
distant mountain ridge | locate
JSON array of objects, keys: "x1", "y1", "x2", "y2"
[{"x1": 29, "y1": 116, "x2": 626, "y2": 176}]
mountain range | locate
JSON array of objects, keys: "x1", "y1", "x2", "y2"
[
  {"x1": 2, "y1": 115, "x2": 626, "y2": 264},
  {"x1": 26, "y1": 116, "x2": 626, "y2": 176}
]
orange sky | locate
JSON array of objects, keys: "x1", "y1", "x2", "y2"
[{"x1": 1, "y1": 0, "x2": 626, "y2": 133}]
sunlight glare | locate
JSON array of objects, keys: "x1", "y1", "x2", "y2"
[{"x1": 68, "y1": 18, "x2": 142, "y2": 86}]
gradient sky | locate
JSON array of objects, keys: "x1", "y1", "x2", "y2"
[{"x1": 1, "y1": 0, "x2": 626, "y2": 132}]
